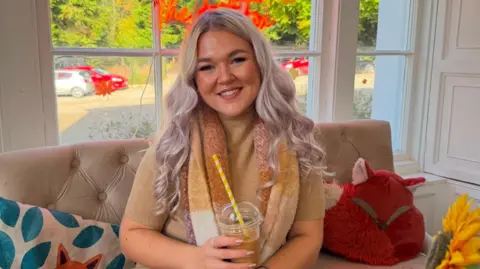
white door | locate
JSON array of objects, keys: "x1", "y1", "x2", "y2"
[{"x1": 424, "y1": 0, "x2": 480, "y2": 186}]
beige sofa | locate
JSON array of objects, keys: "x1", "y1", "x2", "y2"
[{"x1": 0, "y1": 120, "x2": 427, "y2": 268}]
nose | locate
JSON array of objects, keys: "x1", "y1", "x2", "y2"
[{"x1": 217, "y1": 64, "x2": 235, "y2": 84}]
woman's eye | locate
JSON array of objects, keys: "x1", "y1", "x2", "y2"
[
  {"x1": 232, "y1": 57, "x2": 246, "y2": 64},
  {"x1": 198, "y1": 65, "x2": 213, "y2": 71}
]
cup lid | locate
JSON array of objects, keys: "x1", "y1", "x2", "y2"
[{"x1": 217, "y1": 201, "x2": 264, "y2": 228}]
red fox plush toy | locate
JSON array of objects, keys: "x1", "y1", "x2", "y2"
[{"x1": 323, "y1": 157, "x2": 429, "y2": 265}]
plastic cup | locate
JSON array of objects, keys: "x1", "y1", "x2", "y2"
[{"x1": 217, "y1": 201, "x2": 263, "y2": 264}]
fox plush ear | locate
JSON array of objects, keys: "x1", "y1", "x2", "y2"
[
  {"x1": 56, "y1": 243, "x2": 71, "y2": 267},
  {"x1": 352, "y1": 158, "x2": 371, "y2": 185},
  {"x1": 83, "y1": 254, "x2": 103, "y2": 269}
]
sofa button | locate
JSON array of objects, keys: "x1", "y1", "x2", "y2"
[
  {"x1": 120, "y1": 155, "x2": 129, "y2": 164},
  {"x1": 71, "y1": 159, "x2": 80, "y2": 168},
  {"x1": 98, "y1": 192, "x2": 107, "y2": 201},
  {"x1": 47, "y1": 203, "x2": 56, "y2": 210}
]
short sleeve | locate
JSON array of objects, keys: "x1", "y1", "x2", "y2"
[
  {"x1": 123, "y1": 144, "x2": 168, "y2": 230},
  {"x1": 294, "y1": 170, "x2": 325, "y2": 221}
]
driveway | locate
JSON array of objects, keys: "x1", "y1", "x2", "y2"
[{"x1": 57, "y1": 73, "x2": 369, "y2": 144}]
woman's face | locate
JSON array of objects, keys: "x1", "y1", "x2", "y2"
[{"x1": 194, "y1": 30, "x2": 261, "y2": 118}]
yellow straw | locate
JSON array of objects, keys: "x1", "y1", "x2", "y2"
[{"x1": 212, "y1": 154, "x2": 249, "y2": 238}]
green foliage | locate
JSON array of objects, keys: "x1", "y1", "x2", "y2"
[
  {"x1": 50, "y1": 0, "x2": 153, "y2": 48},
  {"x1": 358, "y1": 0, "x2": 379, "y2": 49},
  {"x1": 50, "y1": 0, "x2": 112, "y2": 47},
  {"x1": 261, "y1": 0, "x2": 311, "y2": 47},
  {"x1": 50, "y1": 0, "x2": 378, "y2": 50}
]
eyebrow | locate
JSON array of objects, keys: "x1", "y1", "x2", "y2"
[{"x1": 197, "y1": 49, "x2": 250, "y2": 63}]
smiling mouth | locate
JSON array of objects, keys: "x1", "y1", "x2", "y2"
[{"x1": 218, "y1": 87, "x2": 242, "y2": 98}]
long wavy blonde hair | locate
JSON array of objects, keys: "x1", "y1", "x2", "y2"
[{"x1": 154, "y1": 8, "x2": 327, "y2": 214}]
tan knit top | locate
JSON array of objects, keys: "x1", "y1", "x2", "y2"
[{"x1": 124, "y1": 110, "x2": 325, "y2": 243}]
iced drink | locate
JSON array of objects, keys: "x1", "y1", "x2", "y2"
[{"x1": 217, "y1": 201, "x2": 263, "y2": 264}]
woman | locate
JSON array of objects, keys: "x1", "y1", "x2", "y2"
[{"x1": 120, "y1": 7, "x2": 326, "y2": 269}]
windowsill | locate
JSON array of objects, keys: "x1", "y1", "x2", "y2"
[
  {"x1": 395, "y1": 160, "x2": 450, "y2": 185},
  {"x1": 401, "y1": 171, "x2": 449, "y2": 184},
  {"x1": 394, "y1": 159, "x2": 421, "y2": 175}
]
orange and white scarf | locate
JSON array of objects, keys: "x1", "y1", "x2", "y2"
[{"x1": 180, "y1": 106, "x2": 300, "y2": 264}]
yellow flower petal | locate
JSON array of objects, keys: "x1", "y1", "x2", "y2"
[
  {"x1": 443, "y1": 194, "x2": 468, "y2": 232},
  {"x1": 457, "y1": 208, "x2": 480, "y2": 232},
  {"x1": 456, "y1": 200, "x2": 473, "y2": 226},
  {"x1": 463, "y1": 237, "x2": 480, "y2": 254},
  {"x1": 450, "y1": 251, "x2": 466, "y2": 265},
  {"x1": 465, "y1": 253, "x2": 480, "y2": 265},
  {"x1": 458, "y1": 223, "x2": 480, "y2": 241}
]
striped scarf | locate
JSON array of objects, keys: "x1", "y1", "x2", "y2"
[{"x1": 180, "y1": 106, "x2": 300, "y2": 264}]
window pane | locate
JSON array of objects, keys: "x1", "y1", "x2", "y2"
[
  {"x1": 158, "y1": 0, "x2": 311, "y2": 50},
  {"x1": 54, "y1": 56, "x2": 156, "y2": 144},
  {"x1": 50, "y1": 0, "x2": 153, "y2": 48},
  {"x1": 276, "y1": 57, "x2": 309, "y2": 114},
  {"x1": 161, "y1": 56, "x2": 309, "y2": 115},
  {"x1": 161, "y1": 56, "x2": 179, "y2": 98},
  {"x1": 353, "y1": 55, "x2": 406, "y2": 152},
  {"x1": 357, "y1": 0, "x2": 412, "y2": 51}
]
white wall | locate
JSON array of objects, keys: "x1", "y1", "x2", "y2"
[{"x1": 0, "y1": 0, "x2": 57, "y2": 152}]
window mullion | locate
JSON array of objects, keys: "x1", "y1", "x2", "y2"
[
  {"x1": 356, "y1": 51, "x2": 413, "y2": 56},
  {"x1": 52, "y1": 48, "x2": 156, "y2": 57},
  {"x1": 319, "y1": 0, "x2": 359, "y2": 122},
  {"x1": 306, "y1": 0, "x2": 324, "y2": 121},
  {"x1": 153, "y1": 1, "x2": 163, "y2": 128}
]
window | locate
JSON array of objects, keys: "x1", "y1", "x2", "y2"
[
  {"x1": 49, "y1": 0, "x2": 322, "y2": 144},
  {"x1": 353, "y1": 0, "x2": 415, "y2": 153}
]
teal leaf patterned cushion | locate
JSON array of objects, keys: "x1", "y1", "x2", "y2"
[
  {"x1": 49, "y1": 210, "x2": 80, "y2": 228},
  {"x1": 21, "y1": 207, "x2": 43, "y2": 243},
  {"x1": 111, "y1": 224, "x2": 120, "y2": 237},
  {"x1": 73, "y1": 225, "x2": 104, "y2": 248},
  {"x1": 0, "y1": 197, "x2": 20, "y2": 228},
  {"x1": 0, "y1": 196, "x2": 134, "y2": 269},
  {"x1": 0, "y1": 230, "x2": 15, "y2": 269},
  {"x1": 107, "y1": 254, "x2": 126, "y2": 269},
  {"x1": 20, "y1": 241, "x2": 51, "y2": 269}
]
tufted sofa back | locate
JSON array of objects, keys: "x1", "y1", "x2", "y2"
[{"x1": 0, "y1": 120, "x2": 394, "y2": 224}]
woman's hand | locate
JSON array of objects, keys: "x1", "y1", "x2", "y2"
[{"x1": 190, "y1": 236, "x2": 257, "y2": 269}]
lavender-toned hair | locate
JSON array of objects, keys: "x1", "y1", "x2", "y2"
[{"x1": 154, "y1": 8, "x2": 327, "y2": 214}]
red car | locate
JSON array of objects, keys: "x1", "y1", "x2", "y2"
[
  {"x1": 61, "y1": 66, "x2": 128, "y2": 92},
  {"x1": 280, "y1": 57, "x2": 309, "y2": 75},
  {"x1": 280, "y1": 57, "x2": 376, "y2": 75}
]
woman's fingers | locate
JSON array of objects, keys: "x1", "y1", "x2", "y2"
[
  {"x1": 213, "y1": 248, "x2": 254, "y2": 260},
  {"x1": 210, "y1": 235, "x2": 243, "y2": 248},
  {"x1": 204, "y1": 236, "x2": 257, "y2": 269},
  {"x1": 209, "y1": 259, "x2": 256, "y2": 269}
]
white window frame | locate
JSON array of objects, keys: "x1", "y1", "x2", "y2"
[
  {"x1": 318, "y1": 0, "x2": 424, "y2": 174},
  {"x1": 0, "y1": 0, "x2": 436, "y2": 177},
  {"x1": 50, "y1": 1, "x2": 324, "y2": 136}
]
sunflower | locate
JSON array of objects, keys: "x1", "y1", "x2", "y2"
[{"x1": 426, "y1": 194, "x2": 480, "y2": 269}]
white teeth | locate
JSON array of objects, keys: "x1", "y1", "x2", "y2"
[{"x1": 220, "y1": 88, "x2": 239, "y2": 97}]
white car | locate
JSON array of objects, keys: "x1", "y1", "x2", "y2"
[{"x1": 54, "y1": 70, "x2": 95, "y2": 98}]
